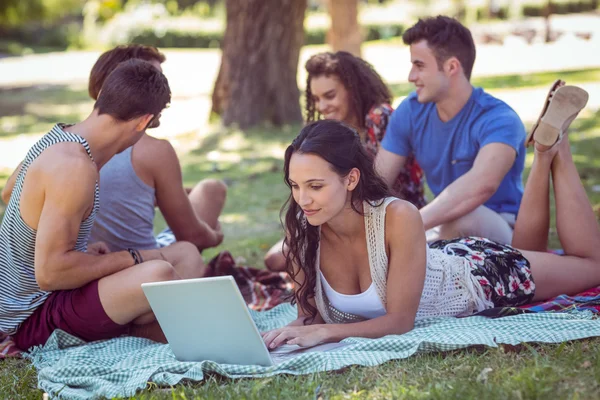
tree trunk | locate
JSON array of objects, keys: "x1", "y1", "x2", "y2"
[
  {"x1": 543, "y1": 0, "x2": 553, "y2": 43},
  {"x1": 211, "y1": 0, "x2": 306, "y2": 129},
  {"x1": 326, "y1": 0, "x2": 362, "y2": 57}
]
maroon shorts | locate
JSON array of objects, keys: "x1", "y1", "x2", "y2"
[{"x1": 13, "y1": 280, "x2": 130, "y2": 350}]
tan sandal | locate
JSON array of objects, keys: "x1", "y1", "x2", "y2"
[{"x1": 525, "y1": 81, "x2": 589, "y2": 148}]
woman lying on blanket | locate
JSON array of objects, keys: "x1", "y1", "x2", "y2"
[
  {"x1": 262, "y1": 82, "x2": 600, "y2": 349},
  {"x1": 263, "y1": 51, "x2": 426, "y2": 271}
]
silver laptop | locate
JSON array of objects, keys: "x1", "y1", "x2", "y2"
[{"x1": 141, "y1": 276, "x2": 346, "y2": 366}]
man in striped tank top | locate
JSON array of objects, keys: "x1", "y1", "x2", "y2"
[{"x1": 0, "y1": 60, "x2": 182, "y2": 350}]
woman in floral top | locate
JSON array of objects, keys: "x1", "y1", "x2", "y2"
[{"x1": 264, "y1": 51, "x2": 426, "y2": 271}]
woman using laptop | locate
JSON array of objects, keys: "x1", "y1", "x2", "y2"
[{"x1": 262, "y1": 86, "x2": 599, "y2": 349}]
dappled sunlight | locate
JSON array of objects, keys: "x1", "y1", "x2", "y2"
[
  {"x1": 572, "y1": 154, "x2": 600, "y2": 168},
  {"x1": 220, "y1": 131, "x2": 250, "y2": 151},
  {"x1": 220, "y1": 213, "x2": 249, "y2": 223},
  {"x1": 206, "y1": 150, "x2": 242, "y2": 163},
  {"x1": 25, "y1": 102, "x2": 92, "y2": 120}
]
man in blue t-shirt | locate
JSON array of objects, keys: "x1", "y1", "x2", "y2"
[{"x1": 375, "y1": 16, "x2": 526, "y2": 244}]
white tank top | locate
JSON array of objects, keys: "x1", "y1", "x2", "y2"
[
  {"x1": 314, "y1": 197, "x2": 494, "y2": 324},
  {"x1": 319, "y1": 271, "x2": 386, "y2": 319}
]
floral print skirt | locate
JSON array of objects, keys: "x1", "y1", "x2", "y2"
[{"x1": 429, "y1": 236, "x2": 536, "y2": 307}]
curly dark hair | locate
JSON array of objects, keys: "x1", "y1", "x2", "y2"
[
  {"x1": 282, "y1": 120, "x2": 390, "y2": 323},
  {"x1": 402, "y1": 16, "x2": 476, "y2": 80},
  {"x1": 304, "y1": 51, "x2": 392, "y2": 129}
]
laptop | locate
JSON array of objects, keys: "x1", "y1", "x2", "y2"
[{"x1": 141, "y1": 276, "x2": 346, "y2": 366}]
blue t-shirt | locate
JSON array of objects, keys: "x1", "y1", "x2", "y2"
[{"x1": 381, "y1": 88, "x2": 525, "y2": 215}]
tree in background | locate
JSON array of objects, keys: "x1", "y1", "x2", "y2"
[
  {"x1": 543, "y1": 0, "x2": 554, "y2": 43},
  {"x1": 326, "y1": 0, "x2": 362, "y2": 57},
  {"x1": 211, "y1": 0, "x2": 307, "y2": 128}
]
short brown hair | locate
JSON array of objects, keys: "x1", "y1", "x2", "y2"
[
  {"x1": 89, "y1": 44, "x2": 166, "y2": 100},
  {"x1": 403, "y1": 16, "x2": 476, "y2": 80},
  {"x1": 94, "y1": 59, "x2": 171, "y2": 122}
]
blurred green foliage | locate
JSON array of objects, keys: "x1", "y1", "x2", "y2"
[
  {"x1": 0, "y1": 0, "x2": 84, "y2": 26},
  {"x1": 0, "y1": 0, "x2": 598, "y2": 55},
  {"x1": 129, "y1": 22, "x2": 405, "y2": 49}
]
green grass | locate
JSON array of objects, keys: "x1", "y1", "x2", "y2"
[
  {"x1": 1, "y1": 69, "x2": 600, "y2": 399},
  {"x1": 3, "y1": 340, "x2": 600, "y2": 399},
  {"x1": 0, "y1": 84, "x2": 92, "y2": 139}
]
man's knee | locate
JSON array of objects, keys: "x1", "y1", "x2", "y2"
[
  {"x1": 202, "y1": 179, "x2": 227, "y2": 201},
  {"x1": 174, "y1": 241, "x2": 201, "y2": 260},
  {"x1": 439, "y1": 214, "x2": 477, "y2": 238},
  {"x1": 437, "y1": 207, "x2": 513, "y2": 243},
  {"x1": 143, "y1": 260, "x2": 179, "y2": 283},
  {"x1": 162, "y1": 241, "x2": 202, "y2": 264}
]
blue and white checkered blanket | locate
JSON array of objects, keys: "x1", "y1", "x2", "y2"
[{"x1": 28, "y1": 304, "x2": 600, "y2": 400}]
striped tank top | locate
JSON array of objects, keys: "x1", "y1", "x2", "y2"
[{"x1": 0, "y1": 124, "x2": 100, "y2": 335}]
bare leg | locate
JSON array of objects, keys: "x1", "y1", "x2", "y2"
[
  {"x1": 129, "y1": 320, "x2": 167, "y2": 343},
  {"x1": 160, "y1": 241, "x2": 206, "y2": 279},
  {"x1": 188, "y1": 179, "x2": 227, "y2": 229},
  {"x1": 264, "y1": 238, "x2": 288, "y2": 271},
  {"x1": 98, "y1": 260, "x2": 178, "y2": 342},
  {"x1": 519, "y1": 138, "x2": 600, "y2": 300},
  {"x1": 551, "y1": 136, "x2": 600, "y2": 257},
  {"x1": 511, "y1": 149, "x2": 552, "y2": 251}
]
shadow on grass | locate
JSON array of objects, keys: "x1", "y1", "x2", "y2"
[
  {"x1": 389, "y1": 67, "x2": 600, "y2": 98},
  {"x1": 0, "y1": 84, "x2": 92, "y2": 138}
]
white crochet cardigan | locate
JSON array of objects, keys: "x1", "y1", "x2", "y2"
[{"x1": 314, "y1": 197, "x2": 493, "y2": 324}]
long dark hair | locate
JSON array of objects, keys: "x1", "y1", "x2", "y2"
[
  {"x1": 305, "y1": 51, "x2": 392, "y2": 129},
  {"x1": 282, "y1": 120, "x2": 390, "y2": 322}
]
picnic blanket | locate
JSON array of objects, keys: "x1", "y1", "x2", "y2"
[
  {"x1": 475, "y1": 286, "x2": 600, "y2": 318},
  {"x1": 29, "y1": 304, "x2": 600, "y2": 400},
  {"x1": 0, "y1": 251, "x2": 293, "y2": 360},
  {"x1": 205, "y1": 251, "x2": 293, "y2": 311}
]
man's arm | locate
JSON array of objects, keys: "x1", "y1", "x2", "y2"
[
  {"x1": 147, "y1": 140, "x2": 221, "y2": 250},
  {"x1": 1, "y1": 161, "x2": 22, "y2": 205},
  {"x1": 419, "y1": 143, "x2": 516, "y2": 230},
  {"x1": 34, "y1": 157, "x2": 138, "y2": 291},
  {"x1": 374, "y1": 148, "x2": 407, "y2": 188}
]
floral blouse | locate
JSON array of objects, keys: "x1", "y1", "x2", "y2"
[{"x1": 364, "y1": 103, "x2": 427, "y2": 209}]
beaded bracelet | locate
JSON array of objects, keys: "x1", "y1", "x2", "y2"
[{"x1": 127, "y1": 248, "x2": 143, "y2": 265}]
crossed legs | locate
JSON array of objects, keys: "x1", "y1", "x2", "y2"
[{"x1": 513, "y1": 137, "x2": 600, "y2": 301}]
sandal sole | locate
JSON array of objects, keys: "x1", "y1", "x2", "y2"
[{"x1": 534, "y1": 86, "x2": 588, "y2": 146}]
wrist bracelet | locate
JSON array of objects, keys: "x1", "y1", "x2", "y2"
[
  {"x1": 127, "y1": 248, "x2": 140, "y2": 265},
  {"x1": 135, "y1": 248, "x2": 144, "y2": 264}
]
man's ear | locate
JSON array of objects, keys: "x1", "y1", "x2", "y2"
[
  {"x1": 135, "y1": 114, "x2": 155, "y2": 132},
  {"x1": 347, "y1": 168, "x2": 361, "y2": 191},
  {"x1": 445, "y1": 57, "x2": 462, "y2": 77}
]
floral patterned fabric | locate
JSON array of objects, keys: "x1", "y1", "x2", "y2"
[
  {"x1": 364, "y1": 104, "x2": 427, "y2": 209},
  {"x1": 429, "y1": 236, "x2": 536, "y2": 307}
]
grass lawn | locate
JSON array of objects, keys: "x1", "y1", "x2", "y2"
[{"x1": 0, "y1": 68, "x2": 599, "y2": 399}]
